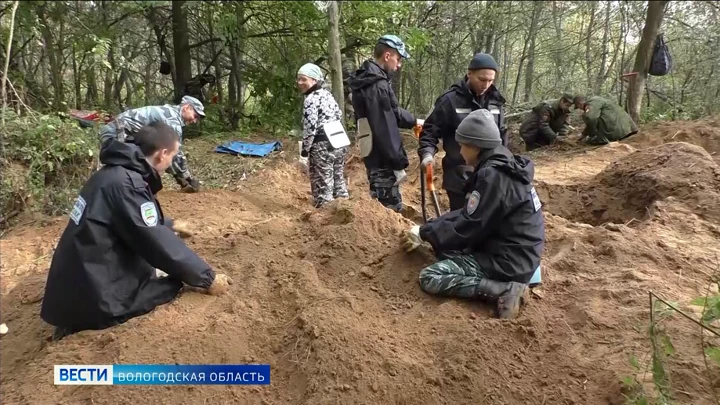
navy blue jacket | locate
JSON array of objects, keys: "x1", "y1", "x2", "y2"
[
  {"x1": 41, "y1": 139, "x2": 214, "y2": 331},
  {"x1": 418, "y1": 78, "x2": 507, "y2": 192},
  {"x1": 349, "y1": 60, "x2": 416, "y2": 170},
  {"x1": 419, "y1": 146, "x2": 544, "y2": 283}
]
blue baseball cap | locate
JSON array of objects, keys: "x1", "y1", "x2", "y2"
[{"x1": 378, "y1": 35, "x2": 410, "y2": 59}]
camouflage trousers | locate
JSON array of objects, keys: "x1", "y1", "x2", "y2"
[
  {"x1": 418, "y1": 251, "x2": 488, "y2": 298},
  {"x1": 166, "y1": 148, "x2": 193, "y2": 186},
  {"x1": 366, "y1": 166, "x2": 402, "y2": 212},
  {"x1": 309, "y1": 141, "x2": 349, "y2": 208}
]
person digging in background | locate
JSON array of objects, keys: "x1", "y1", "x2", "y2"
[
  {"x1": 573, "y1": 95, "x2": 639, "y2": 145},
  {"x1": 41, "y1": 122, "x2": 232, "y2": 341},
  {"x1": 349, "y1": 34, "x2": 422, "y2": 213},
  {"x1": 418, "y1": 53, "x2": 508, "y2": 211},
  {"x1": 519, "y1": 94, "x2": 574, "y2": 151},
  {"x1": 297, "y1": 63, "x2": 350, "y2": 208},
  {"x1": 98, "y1": 95, "x2": 205, "y2": 193},
  {"x1": 402, "y1": 109, "x2": 544, "y2": 319}
]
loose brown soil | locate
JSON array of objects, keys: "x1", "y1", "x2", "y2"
[{"x1": 2, "y1": 118, "x2": 720, "y2": 404}]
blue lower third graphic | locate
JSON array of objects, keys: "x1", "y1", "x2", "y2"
[{"x1": 54, "y1": 365, "x2": 271, "y2": 385}]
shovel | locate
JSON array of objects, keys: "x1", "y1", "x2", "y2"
[{"x1": 420, "y1": 164, "x2": 442, "y2": 223}]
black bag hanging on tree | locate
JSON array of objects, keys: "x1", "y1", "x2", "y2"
[
  {"x1": 649, "y1": 33, "x2": 672, "y2": 76},
  {"x1": 159, "y1": 61, "x2": 171, "y2": 75}
]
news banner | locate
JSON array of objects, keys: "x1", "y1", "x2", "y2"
[{"x1": 54, "y1": 365, "x2": 270, "y2": 385}]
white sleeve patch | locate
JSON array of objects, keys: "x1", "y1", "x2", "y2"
[
  {"x1": 69, "y1": 195, "x2": 87, "y2": 225},
  {"x1": 140, "y1": 201, "x2": 159, "y2": 227},
  {"x1": 530, "y1": 187, "x2": 542, "y2": 212}
]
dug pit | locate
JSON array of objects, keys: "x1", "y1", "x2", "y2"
[{"x1": 535, "y1": 142, "x2": 720, "y2": 226}]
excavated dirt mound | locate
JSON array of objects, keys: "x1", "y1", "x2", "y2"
[
  {"x1": 535, "y1": 142, "x2": 720, "y2": 226},
  {"x1": 3, "y1": 120, "x2": 720, "y2": 404},
  {"x1": 625, "y1": 117, "x2": 720, "y2": 162}
]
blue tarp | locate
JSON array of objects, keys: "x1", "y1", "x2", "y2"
[{"x1": 214, "y1": 140, "x2": 283, "y2": 157}]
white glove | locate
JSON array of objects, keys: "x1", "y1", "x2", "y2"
[
  {"x1": 393, "y1": 169, "x2": 407, "y2": 186},
  {"x1": 416, "y1": 119, "x2": 425, "y2": 127},
  {"x1": 298, "y1": 156, "x2": 308, "y2": 166},
  {"x1": 402, "y1": 225, "x2": 423, "y2": 252},
  {"x1": 421, "y1": 154, "x2": 434, "y2": 168}
]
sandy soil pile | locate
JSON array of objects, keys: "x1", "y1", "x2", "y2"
[
  {"x1": 2, "y1": 119, "x2": 720, "y2": 404},
  {"x1": 535, "y1": 141, "x2": 720, "y2": 226}
]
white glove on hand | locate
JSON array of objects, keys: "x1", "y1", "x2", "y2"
[
  {"x1": 298, "y1": 156, "x2": 308, "y2": 166},
  {"x1": 393, "y1": 169, "x2": 408, "y2": 186},
  {"x1": 421, "y1": 154, "x2": 434, "y2": 168},
  {"x1": 416, "y1": 119, "x2": 425, "y2": 127},
  {"x1": 402, "y1": 225, "x2": 423, "y2": 252}
]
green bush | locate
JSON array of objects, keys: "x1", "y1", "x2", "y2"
[{"x1": 1, "y1": 111, "x2": 99, "y2": 221}]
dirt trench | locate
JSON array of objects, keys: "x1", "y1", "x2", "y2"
[{"x1": 2, "y1": 119, "x2": 720, "y2": 404}]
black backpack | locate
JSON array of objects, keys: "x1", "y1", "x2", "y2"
[{"x1": 649, "y1": 33, "x2": 672, "y2": 76}]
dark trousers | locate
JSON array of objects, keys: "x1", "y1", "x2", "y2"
[{"x1": 366, "y1": 166, "x2": 402, "y2": 212}]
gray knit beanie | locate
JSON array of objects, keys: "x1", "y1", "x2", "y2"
[
  {"x1": 468, "y1": 53, "x2": 499, "y2": 71},
  {"x1": 455, "y1": 109, "x2": 501, "y2": 149}
]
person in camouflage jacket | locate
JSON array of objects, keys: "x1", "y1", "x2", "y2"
[{"x1": 99, "y1": 96, "x2": 205, "y2": 192}]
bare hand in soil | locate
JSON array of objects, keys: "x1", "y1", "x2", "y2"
[
  {"x1": 206, "y1": 274, "x2": 233, "y2": 296},
  {"x1": 172, "y1": 220, "x2": 194, "y2": 238}
]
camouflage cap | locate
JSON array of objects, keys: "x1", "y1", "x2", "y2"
[{"x1": 181, "y1": 95, "x2": 205, "y2": 117}]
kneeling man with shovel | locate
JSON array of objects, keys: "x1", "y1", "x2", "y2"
[{"x1": 402, "y1": 109, "x2": 544, "y2": 319}]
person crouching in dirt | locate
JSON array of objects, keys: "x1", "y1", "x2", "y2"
[
  {"x1": 402, "y1": 109, "x2": 544, "y2": 319},
  {"x1": 573, "y1": 95, "x2": 639, "y2": 145},
  {"x1": 519, "y1": 94, "x2": 573, "y2": 151},
  {"x1": 98, "y1": 96, "x2": 205, "y2": 193},
  {"x1": 41, "y1": 122, "x2": 232, "y2": 341},
  {"x1": 296, "y1": 63, "x2": 350, "y2": 208}
]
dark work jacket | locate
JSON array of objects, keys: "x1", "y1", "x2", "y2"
[
  {"x1": 418, "y1": 78, "x2": 507, "y2": 192},
  {"x1": 41, "y1": 139, "x2": 215, "y2": 331},
  {"x1": 519, "y1": 99, "x2": 571, "y2": 150},
  {"x1": 349, "y1": 60, "x2": 416, "y2": 170},
  {"x1": 419, "y1": 146, "x2": 544, "y2": 283}
]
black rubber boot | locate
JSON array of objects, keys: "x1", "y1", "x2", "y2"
[
  {"x1": 178, "y1": 177, "x2": 200, "y2": 193},
  {"x1": 476, "y1": 279, "x2": 530, "y2": 319}
]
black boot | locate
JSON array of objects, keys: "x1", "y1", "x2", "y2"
[
  {"x1": 178, "y1": 177, "x2": 200, "y2": 193},
  {"x1": 476, "y1": 279, "x2": 530, "y2": 319}
]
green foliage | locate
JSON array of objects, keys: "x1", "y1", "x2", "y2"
[
  {"x1": 1, "y1": 111, "x2": 99, "y2": 219},
  {"x1": 621, "y1": 354, "x2": 649, "y2": 405}
]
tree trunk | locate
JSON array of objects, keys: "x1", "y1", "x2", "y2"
[
  {"x1": 103, "y1": 46, "x2": 115, "y2": 111},
  {"x1": 85, "y1": 62, "x2": 98, "y2": 107},
  {"x1": 172, "y1": 0, "x2": 192, "y2": 103},
  {"x1": 594, "y1": 1, "x2": 611, "y2": 94},
  {"x1": 584, "y1": 2, "x2": 598, "y2": 90},
  {"x1": 207, "y1": 4, "x2": 223, "y2": 120},
  {"x1": 523, "y1": 1, "x2": 542, "y2": 103},
  {"x1": 36, "y1": 3, "x2": 64, "y2": 110},
  {"x1": 626, "y1": 0, "x2": 669, "y2": 123},
  {"x1": 552, "y1": 1, "x2": 564, "y2": 86},
  {"x1": 327, "y1": 1, "x2": 345, "y2": 124},
  {"x1": 72, "y1": 42, "x2": 81, "y2": 109}
]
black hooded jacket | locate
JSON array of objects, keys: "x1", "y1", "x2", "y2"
[
  {"x1": 40, "y1": 139, "x2": 215, "y2": 331},
  {"x1": 419, "y1": 146, "x2": 544, "y2": 283},
  {"x1": 418, "y1": 78, "x2": 507, "y2": 193},
  {"x1": 349, "y1": 60, "x2": 416, "y2": 170}
]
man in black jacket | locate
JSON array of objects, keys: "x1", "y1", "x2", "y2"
[
  {"x1": 519, "y1": 94, "x2": 573, "y2": 151},
  {"x1": 403, "y1": 109, "x2": 544, "y2": 319},
  {"x1": 349, "y1": 34, "x2": 420, "y2": 212},
  {"x1": 41, "y1": 122, "x2": 232, "y2": 341},
  {"x1": 418, "y1": 53, "x2": 507, "y2": 211}
]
